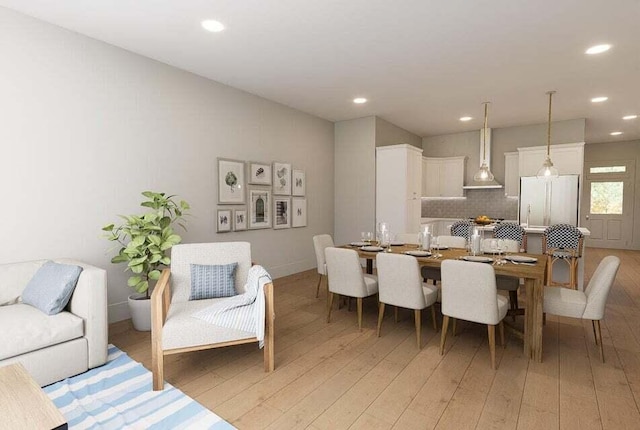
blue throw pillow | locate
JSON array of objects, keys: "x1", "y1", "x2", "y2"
[
  {"x1": 21, "y1": 261, "x2": 83, "y2": 315},
  {"x1": 189, "y1": 263, "x2": 238, "y2": 300}
]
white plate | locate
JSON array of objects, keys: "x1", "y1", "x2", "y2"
[
  {"x1": 361, "y1": 246, "x2": 384, "y2": 252},
  {"x1": 405, "y1": 250, "x2": 431, "y2": 257},
  {"x1": 506, "y1": 255, "x2": 538, "y2": 263},
  {"x1": 350, "y1": 241, "x2": 368, "y2": 246},
  {"x1": 390, "y1": 242, "x2": 404, "y2": 246},
  {"x1": 461, "y1": 256, "x2": 493, "y2": 263}
]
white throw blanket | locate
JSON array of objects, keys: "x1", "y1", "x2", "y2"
[{"x1": 192, "y1": 265, "x2": 272, "y2": 347}]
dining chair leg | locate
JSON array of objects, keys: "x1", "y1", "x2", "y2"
[
  {"x1": 431, "y1": 306, "x2": 438, "y2": 331},
  {"x1": 488, "y1": 324, "x2": 497, "y2": 370},
  {"x1": 315, "y1": 274, "x2": 322, "y2": 298},
  {"x1": 592, "y1": 320, "x2": 599, "y2": 345},
  {"x1": 327, "y1": 293, "x2": 334, "y2": 323},
  {"x1": 440, "y1": 315, "x2": 450, "y2": 355},
  {"x1": 509, "y1": 290, "x2": 518, "y2": 321},
  {"x1": 395, "y1": 306, "x2": 399, "y2": 323},
  {"x1": 357, "y1": 297, "x2": 363, "y2": 331},
  {"x1": 377, "y1": 303, "x2": 385, "y2": 337},
  {"x1": 595, "y1": 320, "x2": 605, "y2": 363},
  {"x1": 499, "y1": 321, "x2": 505, "y2": 348},
  {"x1": 452, "y1": 318, "x2": 458, "y2": 336},
  {"x1": 414, "y1": 309, "x2": 422, "y2": 349}
]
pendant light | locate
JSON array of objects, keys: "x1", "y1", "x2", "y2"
[
  {"x1": 473, "y1": 102, "x2": 495, "y2": 182},
  {"x1": 536, "y1": 91, "x2": 560, "y2": 179}
]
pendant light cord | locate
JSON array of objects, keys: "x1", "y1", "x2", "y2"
[
  {"x1": 482, "y1": 102, "x2": 489, "y2": 162},
  {"x1": 546, "y1": 91, "x2": 555, "y2": 157}
]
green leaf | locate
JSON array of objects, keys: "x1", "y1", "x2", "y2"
[
  {"x1": 134, "y1": 280, "x2": 149, "y2": 293},
  {"x1": 160, "y1": 256, "x2": 171, "y2": 265},
  {"x1": 131, "y1": 264, "x2": 144, "y2": 274},
  {"x1": 149, "y1": 253, "x2": 162, "y2": 263},
  {"x1": 160, "y1": 241, "x2": 174, "y2": 251},
  {"x1": 180, "y1": 201, "x2": 190, "y2": 210},
  {"x1": 148, "y1": 270, "x2": 161, "y2": 281},
  {"x1": 128, "y1": 255, "x2": 148, "y2": 266},
  {"x1": 148, "y1": 235, "x2": 161, "y2": 246},
  {"x1": 127, "y1": 276, "x2": 142, "y2": 287},
  {"x1": 102, "y1": 224, "x2": 114, "y2": 232},
  {"x1": 130, "y1": 235, "x2": 146, "y2": 247},
  {"x1": 111, "y1": 254, "x2": 129, "y2": 264},
  {"x1": 141, "y1": 191, "x2": 155, "y2": 198}
]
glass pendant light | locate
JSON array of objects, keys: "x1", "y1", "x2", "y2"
[
  {"x1": 473, "y1": 102, "x2": 494, "y2": 182},
  {"x1": 537, "y1": 91, "x2": 560, "y2": 179}
]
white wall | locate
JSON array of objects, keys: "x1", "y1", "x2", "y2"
[
  {"x1": 375, "y1": 117, "x2": 422, "y2": 149},
  {"x1": 0, "y1": 7, "x2": 334, "y2": 321}
]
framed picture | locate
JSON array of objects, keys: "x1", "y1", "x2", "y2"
[
  {"x1": 234, "y1": 209, "x2": 247, "y2": 231},
  {"x1": 248, "y1": 162, "x2": 272, "y2": 185},
  {"x1": 292, "y1": 169, "x2": 305, "y2": 196},
  {"x1": 274, "y1": 197, "x2": 291, "y2": 229},
  {"x1": 218, "y1": 158, "x2": 246, "y2": 204},
  {"x1": 249, "y1": 189, "x2": 272, "y2": 229},
  {"x1": 292, "y1": 197, "x2": 307, "y2": 228},
  {"x1": 272, "y1": 162, "x2": 292, "y2": 195},
  {"x1": 217, "y1": 209, "x2": 232, "y2": 232}
]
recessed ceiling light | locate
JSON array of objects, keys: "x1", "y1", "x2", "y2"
[
  {"x1": 623, "y1": 115, "x2": 637, "y2": 120},
  {"x1": 591, "y1": 96, "x2": 608, "y2": 103},
  {"x1": 585, "y1": 44, "x2": 612, "y2": 55},
  {"x1": 459, "y1": 116, "x2": 472, "y2": 122},
  {"x1": 201, "y1": 20, "x2": 225, "y2": 32},
  {"x1": 353, "y1": 98, "x2": 367, "y2": 104},
  {"x1": 610, "y1": 131, "x2": 623, "y2": 136}
]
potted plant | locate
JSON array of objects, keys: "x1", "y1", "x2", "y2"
[{"x1": 103, "y1": 191, "x2": 190, "y2": 331}]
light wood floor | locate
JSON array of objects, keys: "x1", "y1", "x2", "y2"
[{"x1": 109, "y1": 248, "x2": 640, "y2": 429}]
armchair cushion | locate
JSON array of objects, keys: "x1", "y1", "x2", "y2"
[
  {"x1": 21, "y1": 261, "x2": 83, "y2": 315},
  {"x1": 189, "y1": 263, "x2": 238, "y2": 300}
]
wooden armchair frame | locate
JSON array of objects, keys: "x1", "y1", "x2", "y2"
[{"x1": 151, "y1": 267, "x2": 275, "y2": 391}]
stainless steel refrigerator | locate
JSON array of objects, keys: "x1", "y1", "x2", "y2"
[{"x1": 519, "y1": 175, "x2": 580, "y2": 226}]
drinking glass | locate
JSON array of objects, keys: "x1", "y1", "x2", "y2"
[
  {"x1": 497, "y1": 239, "x2": 505, "y2": 264},
  {"x1": 361, "y1": 231, "x2": 366, "y2": 243}
]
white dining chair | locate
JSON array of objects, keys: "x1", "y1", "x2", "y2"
[
  {"x1": 394, "y1": 232, "x2": 419, "y2": 245},
  {"x1": 440, "y1": 260, "x2": 508, "y2": 369},
  {"x1": 544, "y1": 255, "x2": 620, "y2": 362},
  {"x1": 481, "y1": 238, "x2": 523, "y2": 319},
  {"x1": 376, "y1": 253, "x2": 439, "y2": 348},
  {"x1": 325, "y1": 247, "x2": 378, "y2": 330},
  {"x1": 421, "y1": 235, "x2": 467, "y2": 285},
  {"x1": 312, "y1": 234, "x2": 334, "y2": 298}
]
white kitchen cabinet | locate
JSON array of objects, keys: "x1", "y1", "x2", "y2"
[
  {"x1": 504, "y1": 151, "x2": 519, "y2": 197},
  {"x1": 376, "y1": 144, "x2": 423, "y2": 234},
  {"x1": 422, "y1": 156, "x2": 466, "y2": 197},
  {"x1": 518, "y1": 142, "x2": 585, "y2": 177}
]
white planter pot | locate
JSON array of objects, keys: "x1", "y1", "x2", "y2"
[{"x1": 128, "y1": 293, "x2": 151, "y2": 331}]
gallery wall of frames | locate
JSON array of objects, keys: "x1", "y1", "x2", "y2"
[{"x1": 216, "y1": 158, "x2": 307, "y2": 232}]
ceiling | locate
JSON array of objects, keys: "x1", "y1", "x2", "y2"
[{"x1": 2, "y1": 0, "x2": 639, "y2": 143}]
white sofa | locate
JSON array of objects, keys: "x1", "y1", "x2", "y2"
[{"x1": 0, "y1": 259, "x2": 108, "y2": 386}]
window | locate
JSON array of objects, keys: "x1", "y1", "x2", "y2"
[
  {"x1": 590, "y1": 182, "x2": 623, "y2": 214},
  {"x1": 590, "y1": 166, "x2": 626, "y2": 174}
]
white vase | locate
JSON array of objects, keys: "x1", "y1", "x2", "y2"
[{"x1": 128, "y1": 293, "x2": 151, "y2": 331}]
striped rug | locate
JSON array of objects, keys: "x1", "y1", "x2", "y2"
[{"x1": 43, "y1": 345, "x2": 235, "y2": 429}]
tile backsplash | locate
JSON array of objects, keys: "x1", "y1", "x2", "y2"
[{"x1": 421, "y1": 189, "x2": 518, "y2": 220}]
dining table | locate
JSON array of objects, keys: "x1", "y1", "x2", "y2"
[{"x1": 342, "y1": 243, "x2": 548, "y2": 362}]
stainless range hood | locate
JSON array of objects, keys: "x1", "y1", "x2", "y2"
[{"x1": 462, "y1": 128, "x2": 503, "y2": 189}]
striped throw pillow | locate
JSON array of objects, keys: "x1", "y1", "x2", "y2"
[{"x1": 189, "y1": 263, "x2": 238, "y2": 300}]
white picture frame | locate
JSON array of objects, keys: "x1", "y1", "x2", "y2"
[
  {"x1": 292, "y1": 197, "x2": 307, "y2": 228},
  {"x1": 248, "y1": 162, "x2": 272, "y2": 185},
  {"x1": 234, "y1": 208, "x2": 247, "y2": 231},
  {"x1": 274, "y1": 197, "x2": 291, "y2": 229},
  {"x1": 292, "y1": 169, "x2": 305, "y2": 196},
  {"x1": 217, "y1": 209, "x2": 232, "y2": 232},
  {"x1": 249, "y1": 189, "x2": 272, "y2": 229},
  {"x1": 272, "y1": 161, "x2": 292, "y2": 195},
  {"x1": 218, "y1": 158, "x2": 246, "y2": 204}
]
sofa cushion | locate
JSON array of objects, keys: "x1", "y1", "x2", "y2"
[
  {"x1": 0, "y1": 260, "x2": 46, "y2": 306},
  {"x1": 22, "y1": 261, "x2": 83, "y2": 315},
  {"x1": 0, "y1": 303, "x2": 84, "y2": 360}
]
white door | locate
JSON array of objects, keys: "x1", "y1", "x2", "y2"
[{"x1": 582, "y1": 161, "x2": 635, "y2": 249}]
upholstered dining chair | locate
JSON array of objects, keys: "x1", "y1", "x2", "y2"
[
  {"x1": 394, "y1": 232, "x2": 420, "y2": 245},
  {"x1": 481, "y1": 237, "x2": 523, "y2": 318},
  {"x1": 440, "y1": 260, "x2": 508, "y2": 369},
  {"x1": 376, "y1": 253, "x2": 439, "y2": 348},
  {"x1": 542, "y1": 224, "x2": 584, "y2": 289},
  {"x1": 313, "y1": 234, "x2": 334, "y2": 298},
  {"x1": 325, "y1": 247, "x2": 378, "y2": 330},
  {"x1": 450, "y1": 220, "x2": 473, "y2": 238},
  {"x1": 421, "y1": 235, "x2": 467, "y2": 285},
  {"x1": 151, "y1": 242, "x2": 275, "y2": 390},
  {"x1": 544, "y1": 255, "x2": 620, "y2": 362}
]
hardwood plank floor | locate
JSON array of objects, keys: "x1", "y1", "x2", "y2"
[{"x1": 109, "y1": 248, "x2": 640, "y2": 429}]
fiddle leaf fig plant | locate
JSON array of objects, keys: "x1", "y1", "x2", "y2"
[{"x1": 102, "y1": 191, "x2": 190, "y2": 298}]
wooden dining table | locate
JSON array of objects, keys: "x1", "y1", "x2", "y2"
[{"x1": 343, "y1": 243, "x2": 548, "y2": 362}]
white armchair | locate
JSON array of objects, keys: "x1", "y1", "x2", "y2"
[
  {"x1": 151, "y1": 242, "x2": 275, "y2": 390},
  {"x1": 544, "y1": 255, "x2": 620, "y2": 362}
]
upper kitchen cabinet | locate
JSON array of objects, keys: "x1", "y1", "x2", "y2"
[
  {"x1": 518, "y1": 142, "x2": 585, "y2": 177},
  {"x1": 376, "y1": 144, "x2": 423, "y2": 234},
  {"x1": 422, "y1": 156, "x2": 466, "y2": 197},
  {"x1": 504, "y1": 151, "x2": 519, "y2": 197}
]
